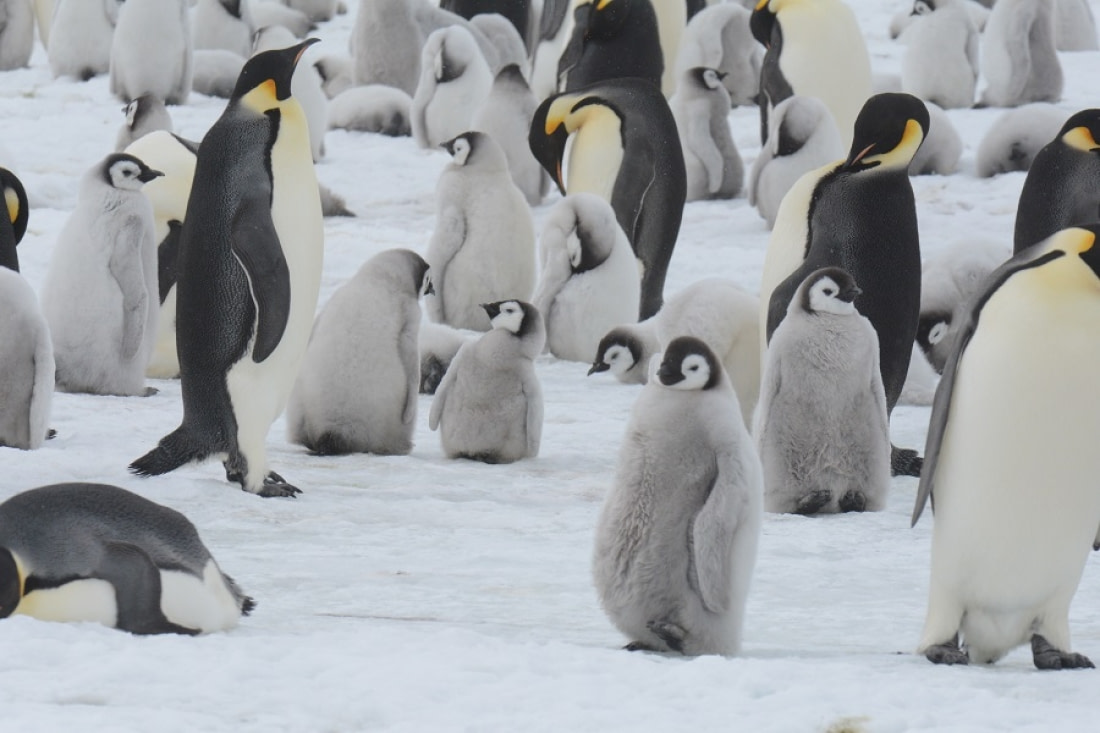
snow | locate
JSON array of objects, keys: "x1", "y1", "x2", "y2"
[{"x1": 3, "y1": 1, "x2": 1100, "y2": 730}]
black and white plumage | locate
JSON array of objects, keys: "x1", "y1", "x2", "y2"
[
  {"x1": 978, "y1": 0, "x2": 1063, "y2": 108},
  {"x1": 0, "y1": 483, "x2": 254, "y2": 634},
  {"x1": 286, "y1": 249, "x2": 431, "y2": 456},
  {"x1": 48, "y1": 0, "x2": 123, "y2": 80},
  {"x1": 110, "y1": 0, "x2": 193, "y2": 106},
  {"x1": 557, "y1": 0, "x2": 664, "y2": 94},
  {"x1": 0, "y1": 165, "x2": 28, "y2": 273},
  {"x1": 40, "y1": 153, "x2": 162, "y2": 397},
  {"x1": 411, "y1": 25, "x2": 493, "y2": 150},
  {"x1": 593, "y1": 336, "x2": 762, "y2": 656},
  {"x1": 900, "y1": 0, "x2": 979, "y2": 110},
  {"x1": 115, "y1": 94, "x2": 174, "y2": 152},
  {"x1": 530, "y1": 0, "x2": 574, "y2": 100},
  {"x1": 974, "y1": 103, "x2": 1068, "y2": 178},
  {"x1": 472, "y1": 64, "x2": 547, "y2": 206},
  {"x1": 674, "y1": 2, "x2": 761, "y2": 107},
  {"x1": 670, "y1": 67, "x2": 743, "y2": 201},
  {"x1": 756, "y1": 268, "x2": 890, "y2": 515},
  {"x1": 429, "y1": 300, "x2": 545, "y2": 464},
  {"x1": 589, "y1": 320, "x2": 660, "y2": 386},
  {"x1": 252, "y1": 24, "x2": 327, "y2": 162}
]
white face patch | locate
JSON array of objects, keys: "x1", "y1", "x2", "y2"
[
  {"x1": 603, "y1": 344, "x2": 635, "y2": 375},
  {"x1": 109, "y1": 160, "x2": 147, "y2": 191},
  {"x1": 124, "y1": 100, "x2": 139, "y2": 127},
  {"x1": 420, "y1": 271, "x2": 434, "y2": 298},
  {"x1": 809, "y1": 276, "x2": 856, "y2": 315},
  {"x1": 490, "y1": 301, "x2": 524, "y2": 333},
  {"x1": 702, "y1": 69, "x2": 722, "y2": 90},
  {"x1": 566, "y1": 231, "x2": 583, "y2": 269},
  {"x1": 669, "y1": 353, "x2": 711, "y2": 391},
  {"x1": 928, "y1": 321, "x2": 948, "y2": 345},
  {"x1": 450, "y1": 137, "x2": 471, "y2": 167},
  {"x1": 912, "y1": 0, "x2": 932, "y2": 15}
]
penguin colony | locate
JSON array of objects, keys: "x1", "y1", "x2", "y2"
[{"x1": 1, "y1": 0, "x2": 1099, "y2": 684}]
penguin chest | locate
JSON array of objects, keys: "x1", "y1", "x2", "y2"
[{"x1": 564, "y1": 113, "x2": 624, "y2": 202}]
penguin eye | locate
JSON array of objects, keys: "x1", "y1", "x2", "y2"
[{"x1": 823, "y1": 287, "x2": 835, "y2": 296}]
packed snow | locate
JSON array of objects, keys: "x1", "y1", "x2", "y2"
[{"x1": 2, "y1": 1, "x2": 1100, "y2": 731}]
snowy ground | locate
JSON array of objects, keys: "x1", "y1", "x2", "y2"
[{"x1": 3, "y1": 1, "x2": 1100, "y2": 731}]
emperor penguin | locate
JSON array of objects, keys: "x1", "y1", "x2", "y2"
[
  {"x1": 314, "y1": 53, "x2": 355, "y2": 99},
  {"x1": 115, "y1": 94, "x2": 174, "y2": 152},
  {"x1": 756, "y1": 268, "x2": 890, "y2": 515},
  {"x1": 593, "y1": 336, "x2": 762, "y2": 656},
  {"x1": 900, "y1": 0, "x2": 979, "y2": 110},
  {"x1": 0, "y1": 483, "x2": 254, "y2": 635},
  {"x1": 670, "y1": 67, "x2": 744, "y2": 202},
  {"x1": 428, "y1": 300, "x2": 545, "y2": 464},
  {"x1": 909, "y1": 102, "x2": 962, "y2": 176},
  {"x1": 252, "y1": 24, "x2": 327, "y2": 162},
  {"x1": 110, "y1": 0, "x2": 193, "y2": 106},
  {"x1": 472, "y1": 65, "x2": 548, "y2": 206},
  {"x1": 1013, "y1": 109, "x2": 1100, "y2": 255},
  {"x1": 673, "y1": 2, "x2": 761, "y2": 107},
  {"x1": 978, "y1": 0, "x2": 1062, "y2": 108},
  {"x1": 588, "y1": 320, "x2": 660, "y2": 385},
  {"x1": 419, "y1": 321, "x2": 471, "y2": 395},
  {"x1": 0, "y1": 0, "x2": 34, "y2": 71},
  {"x1": 913, "y1": 226, "x2": 1100, "y2": 670},
  {"x1": 747, "y1": 94, "x2": 844, "y2": 229},
  {"x1": 40, "y1": 153, "x2": 162, "y2": 397},
  {"x1": 287, "y1": 249, "x2": 432, "y2": 456},
  {"x1": 1053, "y1": 0, "x2": 1098, "y2": 52},
  {"x1": 425, "y1": 132, "x2": 536, "y2": 331},
  {"x1": 557, "y1": 0, "x2": 663, "y2": 93},
  {"x1": 529, "y1": 0, "x2": 575, "y2": 100},
  {"x1": 0, "y1": 166, "x2": 29, "y2": 273},
  {"x1": 533, "y1": 193, "x2": 640, "y2": 363},
  {"x1": 530, "y1": 78, "x2": 687, "y2": 320},
  {"x1": 750, "y1": 0, "x2": 872, "y2": 149},
  {"x1": 975, "y1": 104, "x2": 1068, "y2": 178},
  {"x1": 411, "y1": 26, "x2": 493, "y2": 150},
  {"x1": 129, "y1": 40, "x2": 325, "y2": 498},
  {"x1": 192, "y1": 49, "x2": 248, "y2": 99},
  {"x1": 48, "y1": 0, "x2": 124, "y2": 80},
  {"x1": 762, "y1": 93, "x2": 929, "y2": 477},
  {"x1": 328, "y1": 85, "x2": 412, "y2": 136},
  {"x1": 191, "y1": 0, "x2": 253, "y2": 58}
]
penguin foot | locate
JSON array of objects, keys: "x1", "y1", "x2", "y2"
[
  {"x1": 647, "y1": 620, "x2": 686, "y2": 654},
  {"x1": 141, "y1": 387, "x2": 159, "y2": 397},
  {"x1": 795, "y1": 489, "x2": 832, "y2": 515},
  {"x1": 624, "y1": 641, "x2": 660, "y2": 652},
  {"x1": 890, "y1": 445, "x2": 923, "y2": 477},
  {"x1": 420, "y1": 356, "x2": 447, "y2": 394},
  {"x1": 838, "y1": 490, "x2": 867, "y2": 513},
  {"x1": 46, "y1": 429, "x2": 57, "y2": 440},
  {"x1": 1032, "y1": 635, "x2": 1095, "y2": 670},
  {"x1": 254, "y1": 472, "x2": 301, "y2": 498},
  {"x1": 923, "y1": 634, "x2": 969, "y2": 665}
]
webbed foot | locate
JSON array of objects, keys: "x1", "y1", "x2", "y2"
[
  {"x1": 647, "y1": 620, "x2": 686, "y2": 654},
  {"x1": 923, "y1": 634, "x2": 969, "y2": 665},
  {"x1": 838, "y1": 490, "x2": 867, "y2": 513},
  {"x1": 795, "y1": 489, "x2": 832, "y2": 515},
  {"x1": 1032, "y1": 635, "x2": 1094, "y2": 670},
  {"x1": 891, "y1": 445, "x2": 922, "y2": 477}
]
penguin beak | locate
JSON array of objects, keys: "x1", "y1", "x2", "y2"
[
  {"x1": 839, "y1": 285, "x2": 862, "y2": 303},
  {"x1": 440, "y1": 138, "x2": 457, "y2": 156},
  {"x1": 277, "y1": 38, "x2": 320, "y2": 100},
  {"x1": 138, "y1": 168, "x2": 164, "y2": 183},
  {"x1": 587, "y1": 361, "x2": 609, "y2": 376},
  {"x1": 847, "y1": 143, "x2": 876, "y2": 168},
  {"x1": 425, "y1": 280, "x2": 435, "y2": 296},
  {"x1": 481, "y1": 302, "x2": 502, "y2": 320}
]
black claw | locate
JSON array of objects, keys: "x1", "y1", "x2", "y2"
[
  {"x1": 46, "y1": 429, "x2": 57, "y2": 440},
  {"x1": 647, "y1": 620, "x2": 686, "y2": 654},
  {"x1": 795, "y1": 489, "x2": 832, "y2": 515},
  {"x1": 838, "y1": 490, "x2": 867, "y2": 513},
  {"x1": 891, "y1": 446, "x2": 923, "y2": 477},
  {"x1": 1032, "y1": 635, "x2": 1095, "y2": 670},
  {"x1": 924, "y1": 634, "x2": 969, "y2": 665},
  {"x1": 624, "y1": 641, "x2": 659, "y2": 652}
]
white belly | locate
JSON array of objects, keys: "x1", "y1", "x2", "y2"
[{"x1": 160, "y1": 561, "x2": 241, "y2": 633}]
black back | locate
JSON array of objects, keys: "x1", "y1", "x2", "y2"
[
  {"x1": 558, "y1": 0, "x2": 663, "y2": 92},
  {"x1": 751, "y1": 4, "x2": 793, "y2": 145}
]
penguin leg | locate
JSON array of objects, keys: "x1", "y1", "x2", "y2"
[
  {"x1": 838, "y1": 490, "x2": 867, "y2": 513},
  {"x1": 1031, "y1": 635, "x2": 1094, "y2": 670},
  {"x1": 224, "y1": 455, "x2": 301, "y2": 498},
  {"x1": 97, "y1": 542, "x2": 198, "y2": 636},
  {"x1": 922, "y1": 633, "x2": 969, "y2": 666},
  {"x1": 890, "y1": 445, "x2": 923, "y2": 477},
  {"x1": 794, "y1": 489, "x2": 832, "y2": 515},
  {"x1": 646, "y1": 620, "x2": 686, "y2": 654}
]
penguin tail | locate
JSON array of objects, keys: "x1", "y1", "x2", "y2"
[{"x1": 129, "y1": 427, "x2": 213, "y2": 477}]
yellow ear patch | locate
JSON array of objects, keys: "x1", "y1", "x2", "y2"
[
  {"x1": 4, "y1": 187, "x2": 17, "y2": 224},
  {"x1": 597, "y1": 0, "x2": 613, "y2": 8},
  {"x1": 240, "y1": 79, "x2": 279, "y2": 114},
  {"x1": 1065, "y1": 227, "x2": 1098, "y2": 254},
  {"x1": 755, "y1": 0, "x2": 769, "y2": 10},
  {"x1": 545, "y1": 96, "x2": 579, "y2": 135},
  {"x1": 1062, "y1": 126, "x2": 1099, "y2": 152},
  {"x1": 863, "y1": 118, "x2": 925, "y2": 170}
]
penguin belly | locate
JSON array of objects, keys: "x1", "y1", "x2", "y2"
[
  {"x1": 563, "y1": 122, "x2": 624, "y2": 201},
  {"x1": 159, "y1": 561, "x2": 243, "y2": 633},
  {"x1": 17, "y1": 579, "x2": 119, "y2": 627}
]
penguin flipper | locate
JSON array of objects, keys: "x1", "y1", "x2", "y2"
[
  {"x1": 428, "y1": 343, "x2": 466, "y2": 431},
  {"x1": 109, "y1": 215, "x2": 153, "y2": 361},
  {"x1": 684, "y1": 110, "x2": 725, "y2": 194},
  {"x1": 688, "y1": 461, "x2": 737, "y2": 615},
  {"x1": 96, "y1": 541, "x2": 198, "y2": 636},
  {"x1": 157, "y1": 220, "x2": 183, "y2": 305},
  {"x1": 231, "y1": 204, "x2": 291, "y2": 363},
  {"x1": 539, "y1": 0, "x2": 570, "y2": 43},
  {"x1": 425, "y1": 205, "x2": 466, "y2": 322},
  {"x1": 522, "y1": 369, "x2": 543, "y2": 458}
]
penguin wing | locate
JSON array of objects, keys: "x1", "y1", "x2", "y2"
[
  {"x1": 684, "y1": 107, "x2": 725, "y2": 194},
  {"x1": 611, "y1": 144, "x2": 658, "y2": 245},
  {"x1": 689, "y1": 458, "x2": 739, "y2": 614},
  {"x1": 752, "y1": 343, "x2": 781, "y2": 439},
  {"x1": 157, "y1": 221, "x2": 183, "y2": 305},
  {"x1": 522, "y1": 368, "x2": 543, "y2": 457},
  {"x1": 428, "y1": 341, "x2": 468, "y2": 430},
  {"x1": 399, "y1": 318, "x2": 419, "y2": 427},
  {"x1": 746, "y1": 136, "x2": 776, "y2": 207},
  {"x1": 965, "y1": 25, "x2": 980, "y2": 84},
  {"x1": 108, "y1": 215, "x2": 153, "y2": 361},
  {"x1": 230, "y1": 203, "x2": 291, "y2": 364},
  {"x1": 912, "y1": 246, "x2": 1065, "y2": 527},
  {"x1": 530, "y1": 244, "x2": 571, "y2": 326},
  {"x1": 427, "y1": 204, "x2": 467, "y2": 319}
]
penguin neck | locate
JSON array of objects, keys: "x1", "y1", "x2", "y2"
[{"x1": 564, "y1": 108, "x2": 623, "y2": 200}]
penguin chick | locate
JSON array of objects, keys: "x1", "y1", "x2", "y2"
[
  {"x1": 411, "y1": 25, "x2": 493, "y2": 149},
  {"x1": 674, "y1": 3, "x2": 761, "y2": 107},
  {"x1": 974, "y1": 103, "x2": 1068, "y2": 178},
  {"x1": 0, "y1": 0, "x2": 34, "y2": 71},
  {"x1": 472, "y1": 64, "x2": 548, "y2": 206},
  {"x1": 533, "y1": 193, "x2": 640, "y2": 363},
  {"x1": 0, "y1": 483, "x2": 254, "y2": 634},
  {"x1": 40, "y1": 153, "x2": 162, "y2": 397},
  {"x1": 418, "y1": 321, "x2": 472, "y2": 395},
  {"x1": 110, "y1": 0, "x2": 193, "y2": 106},
  {"x1": 909, "y1": 102, "x2": 962, "y2": 175},
  {"x1": 327, "y1": 85, "x2": 412, "y2": 136},
  {"x1": 249, "y1": 1, "x2": 313, "y2": 38},
  {"x1": 115, "y1": 94, "x2": 174, "y2": 152},
  {"x1": 192, "y1": 49, "x2": 247, "y2": 99},
  {"x1": 755, "y1": 268, "x2": 890, "y2": 515},
  {"x1": 425, "y1": 131, "x2": 536, "y2": 331},
  {"x1": 593, "y1": 335, "x2": 762, "y2": 656},
  {"x1": 314, "y1": 53, "x2": 355, "y2": 99},
  {"x1": 252, "y1": 24, "x2": 327, "y2": 162},
  {"x1": 191, "y1": 0, "x2": 253, "y2": 58},
  {"x1": 469, "y1": 12, "x2": 529, "y2": 79},
  {"x1": 287, "y1": 249, "x2": 431, "y2": 456},
  {"x1": 428, "y1": 300, "x2": 545, "y2": 463},
  {"x1": 900, "y1": 0, "x2": 979, "y2": 110},
  {"x1": 1053, "y1": 0, "x2": 1098, "y2": 51},
  {"x1": 589, "y1": 320, "x2": 660, "y2": 385},
  {"x1": 670, "y1": 67, "x2": 744, "y2": 202},
  {"x1": 978, "y1": 0, "x2": 1062, "y2": 108}
]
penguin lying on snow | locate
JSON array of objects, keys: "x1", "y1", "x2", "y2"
[
  {"x1": 0, "y1": 483, "x2": 253, "y2": 634},
  {"x1": 974, "y1": 104, "x2": 1068, "y2": 178}
]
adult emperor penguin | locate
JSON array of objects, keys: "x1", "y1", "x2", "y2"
[
  {"x1": 0, "y1": 0, "x2": 34, "y2": 71},
  {"x1": 1013, "y1": 109, "x2": 1100, "y2": 254},
  {"x1": 900, "y1": 0, "x2": 979, "y2": 110},
  {"x1": 674, "y1": 2, "x2": 761, "y2": 107},
  {"x1": 978, "y1": 0, "x2": 1062, "y2": 108},
  {"x1": 913, "y1": 226, "x2": 1100, "y2": 670},
  {"x1": 756, "y1": 268, "x2": 890, "y2": 515},
  {"x1": 533, "y1": 193, "x2": 640, "y2": 363},
  {"x1": 440, "y1": 0, "x2": 530, "y2": 47},
  {"x1": 472, "y1": 64, "x2": 548, "y2": 206},
  {"x1": 0, "y1": 483, "x2": 254, "y2": 634},
  {"x1": 411, "y1": 26, "x2": 493, "y2": 150},
  {"x1": 252, "y1": 24, "x2": 327, "y2": 162},
  {"x1": 557, "y1": 0, "x2": 663, "y2": 93},
  {"x1": 975, "y1": 104, "x2": 1068, "y2": 179},
  {"x1": 115, "y1": 94, "x2": 174, "y2": 152},
  {"x1": 670, "y1": 67, "x2": 744, "y2": 202},
  {"x1": 40, "y1": 153, "x2": 162, "y2": 397},
  {"x1": 110, "y1": 0, "x2": 193, "y2": 106},
  {"x1": 130, "y1": 40, "x2": 325, "y2": 498},
  {"x1": 750, "y1": 0, "x2": 872, "y2": 149},
  {"x1": 287, "y1": 249, "x2": 431, "y2": 456},
  {"x1": 530, "y1": 78, "x2": 687, "y2": 320},
  {"x1": 593, "y1": 336, "x2": 762, "y2": 656},
  {"x1": 429, "y1": 300, "x2": 545, "y2": 464},
  {"x1": 425, "y1": 132, "x2": 536, "y2": 331},
  {"x1": 0, "y1": 166, "x2": 29, "y2": 273},
  {"x1": 762, "y1": 93, "x2": 929, "y2": 477},
  {"x1": 48, "y1": 0, "x2": 123, "y2": 80}
]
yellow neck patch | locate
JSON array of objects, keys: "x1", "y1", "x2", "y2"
[
  {"x1": 545, "y1": 95, "x2": 582, "y2": 136},
  {"x1": 1062, "y1": 126, "x2": 1099, "y2": 152},
  {"x1": 240, "y1": 79, "x2": 279, "y2": 114},
  {"x1": 862, "y1": 118, "x2": 924, "y2": 170},
  {"x1": 4, "y1": 187, "x2": 17, "y2": 225},
  {"x1": 1063, "y1": 227, "x2": 1098, "y2": 255}
]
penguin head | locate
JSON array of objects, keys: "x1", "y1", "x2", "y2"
[
  {"x1": 530, "y1": 92, "x2": 624, "y2": 195},
  {"x1": 844, "y1": 93, "x2": 930, "y2": 172},
  {"x1": 442, "y1": 132, "x2": 508, "y2": 172},
  {"x1": 0, "y1": 547, "x2": 21, "y2": 619},
  {"x1": 916, "y1": 310, "x2": 952, "y2": 372},
  {"x1": 482, "y1": 300, "x2": 542, "y2": 340},
  {"x1": 221, "y1": 0, "x2": 243, "y2": 19},
  {"x1": 232, "y1": 38, "x2": 320, "y2": 108},
  {"x1": 589, "y1": 326, "x2": 641, "y2": 376},
  {"x1": 910, "y1": 0, "x2": 934, "y2": 15},
  {"x1": 1, "y1": 166, "x2": 28, "y2": 248},
  {"x1": 656, "y1": 336, "x2": 721, "y2": 391},
  {"x1": 1057, "y1": 109, "x2": 1100, "y2": 154},
  {"x1": 750, "y1": 0, "x2": 779, "y2": 49},
  {"x1": 102, "y1": 153, "x2": 164, "y2": 191},
  {"x1": 122, "y1": 95, "x2": 151, "y2": 130},
  {"x1": 441, "y1": 133, "x2": 474, "y2": 166},
  {"x1": 799, "y1": 267, "x2": 862, "y2": 316},
  {"x1": 430, "y1": 26, "x2": 480, "y2": 84},
  {"x1": 579, "y1": 0, "x2": 630, "y2": 35}
]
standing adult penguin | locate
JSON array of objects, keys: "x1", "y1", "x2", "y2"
[
  {"x1": 252, "y1": 24, "x2": 327, "y2": 162},
  {"x1": 530, "y1": 78, "x2": 687, "y2": 320},
  {"x1": 110, "y1": 0, "x2": 193, "y2": 106},
  {"x1": 410, "y1": 26, "x2": 493, "y2": 150},
  {"x1": 556, "y1": 0, "x2": 663, "y2": 93},
  {"x1": 913, "y1": 226, "x2": 1100, "y2": 670},
  {"x1": 978, "y1": 0, "x2": 1062, "y2": 108},
  {"x1": 762, "y1": 93, "x2": 929, "y2": 477},
  {"x1": 750, "y1": 0, "x2": 872, "y2": 149},
  {"x1": 1013, "y1": 109, "x2": 1100, "y2": 254},
  {"x1": 130, "y1": 40, "x2": 325, "y2": 498},
  {"x1": 670, "y1": 67, "x2": 743, "y2": 202}
]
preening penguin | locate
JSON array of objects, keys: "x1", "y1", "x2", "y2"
[
  {"x1": 0, "y1": 483, "x2": 254, "y2": 634},
  {"x1": 115, "y1": 94, "x2": 174, "y2": 152},
  {"x1": 1013, "y1": 110, "x2": 1100, "y2": 255},
  {"x1": 913, "y1": 226, "x2": 1100, "y2": 670},
  {"x1": 110, "y1": 0, "x2": 193, "y2": 106},
  {"x1": 48, "y1": 0, "x2": 123, "y2": 80},
  {"x1": 974, "y1": 104, "x2": 1068, "y2": 179},
  {"x1": 130, "y1": 40, "x2": 325, "y2": 498},
  {"x1": 557, "y1": 0, "x2": 663, "y2": 93},
  {"x1": 670, "y1": 67, "x2": 743, "y2": 202},
  {"x1": 899, "y1": 0, "x2": 979, "y2": 110},
  {"x1": 287, "y1": 249, "x2": 431, "y2": 456},
  {"x1": 674, "y1": 2, "x2": 761, "y2": 107},
  {"x1": 978, "y1": 0, "x2": 1062, "y2": 108},
  {"x1": 533, "y1": 193, "x2": 640, "y2": 363},
  {"x1": 530, "y1": 78, "x2": 687, "y2": 320},
  {"x1": 425, "y1": 132, "x2": 536, "y2": 331},
  {"x1": 0, "y1": 0, "x2": 34, "y2": 71},
  {"x1": 472, "y1": 64, "x2": 548, "y2": 206},
  {"x1": 41, "y1": 153, "x2": 162, "y2": 397},
  {"x1": 411, "y1": 25, "x2": 493, "y2": 150},
  {"x1": 593, "y1": 336, "x2": 762, "y2": 656},
  {"x1": 429, "y1": 300, "x2": 545, "y2": 464},
  {"x1": 755, "y1": 268, "x2": 890, "y2": 515}
]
